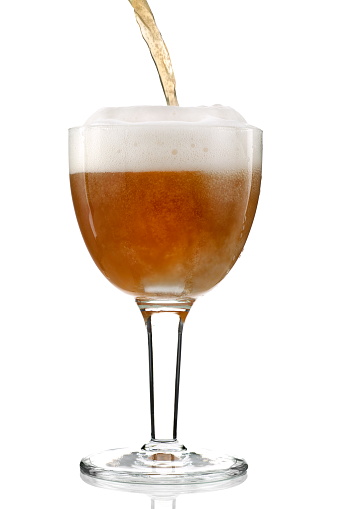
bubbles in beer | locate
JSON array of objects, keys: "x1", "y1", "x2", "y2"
[
  {"x1": 128, "y1": 0, "x2": 178, "y2": 106},
  {"x1": 70, "y1": 168, "x2": 261, "y2": 298}
]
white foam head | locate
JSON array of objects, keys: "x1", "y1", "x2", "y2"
[
  {"x1": 69, "y1": 105, "x2": 262, "y2": 173},
  {"x1": 84, "y1": 105, "x2": 247, "y2": 126}
]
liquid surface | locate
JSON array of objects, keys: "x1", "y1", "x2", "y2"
[
  {"x1": 70, "y1": 169, "x2": 261, "y2": 298},
  {"x1": 129, "y1": 0, "x2": 178, "y2": 105}
]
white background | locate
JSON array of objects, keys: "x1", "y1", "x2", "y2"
[{"x1": 1, "y1": 0, "x2": 338, "y2": 507}]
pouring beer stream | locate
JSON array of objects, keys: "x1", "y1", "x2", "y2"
[{"x1": 128, "y1": 0, "x2": 178, "y2": 105}]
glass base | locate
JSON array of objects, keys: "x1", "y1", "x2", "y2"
[{"x1": 80, "y1": 441, "x2": 248, "y2": 485}]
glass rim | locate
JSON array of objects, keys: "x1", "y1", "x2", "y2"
[{"x1": 68, "y1": 124, "x2": 262, "y2": 134}]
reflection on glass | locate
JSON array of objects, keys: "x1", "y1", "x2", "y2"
[{"x1": 81, "y1": 470, "x2": 248, "y2": 507}]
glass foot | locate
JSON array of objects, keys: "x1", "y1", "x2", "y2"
[{"x1": 80, "y1": 441, "x2": 248, "y2": 485}]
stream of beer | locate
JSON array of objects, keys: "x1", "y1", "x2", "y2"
[{"x1": 128, "y1": 0, "x2": 178, "y2": 106}]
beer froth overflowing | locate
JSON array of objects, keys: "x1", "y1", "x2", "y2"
[{"x1": 69, "y1": 105, "x2": 261, "y2": 174}]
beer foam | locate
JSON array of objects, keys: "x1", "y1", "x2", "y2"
[
  {"x1": 84, "y1": 105, "x2": 247, "y2": 126},
  {"x1": 69, "y1": 106, "x2": 262, "y2": 173}
]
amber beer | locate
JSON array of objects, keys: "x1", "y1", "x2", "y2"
[{"x1": 69, "y1": 114, "x2": 262, "y2": 299}]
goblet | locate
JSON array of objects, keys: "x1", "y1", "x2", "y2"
[{"x1": 69, "y1": 105, "x2": 262, "y2": 484}]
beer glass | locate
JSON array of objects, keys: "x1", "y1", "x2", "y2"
[{"x1": 69, "y1": 106, "x2": 262, "y2": 485}]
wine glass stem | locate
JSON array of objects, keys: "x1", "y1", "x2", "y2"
[
  {"x1": 147, "y1": 313, "x2": 183, "y2": 440},
  {"x1": 136, "y1": 300, "x2": 194, "y2": 444}
]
